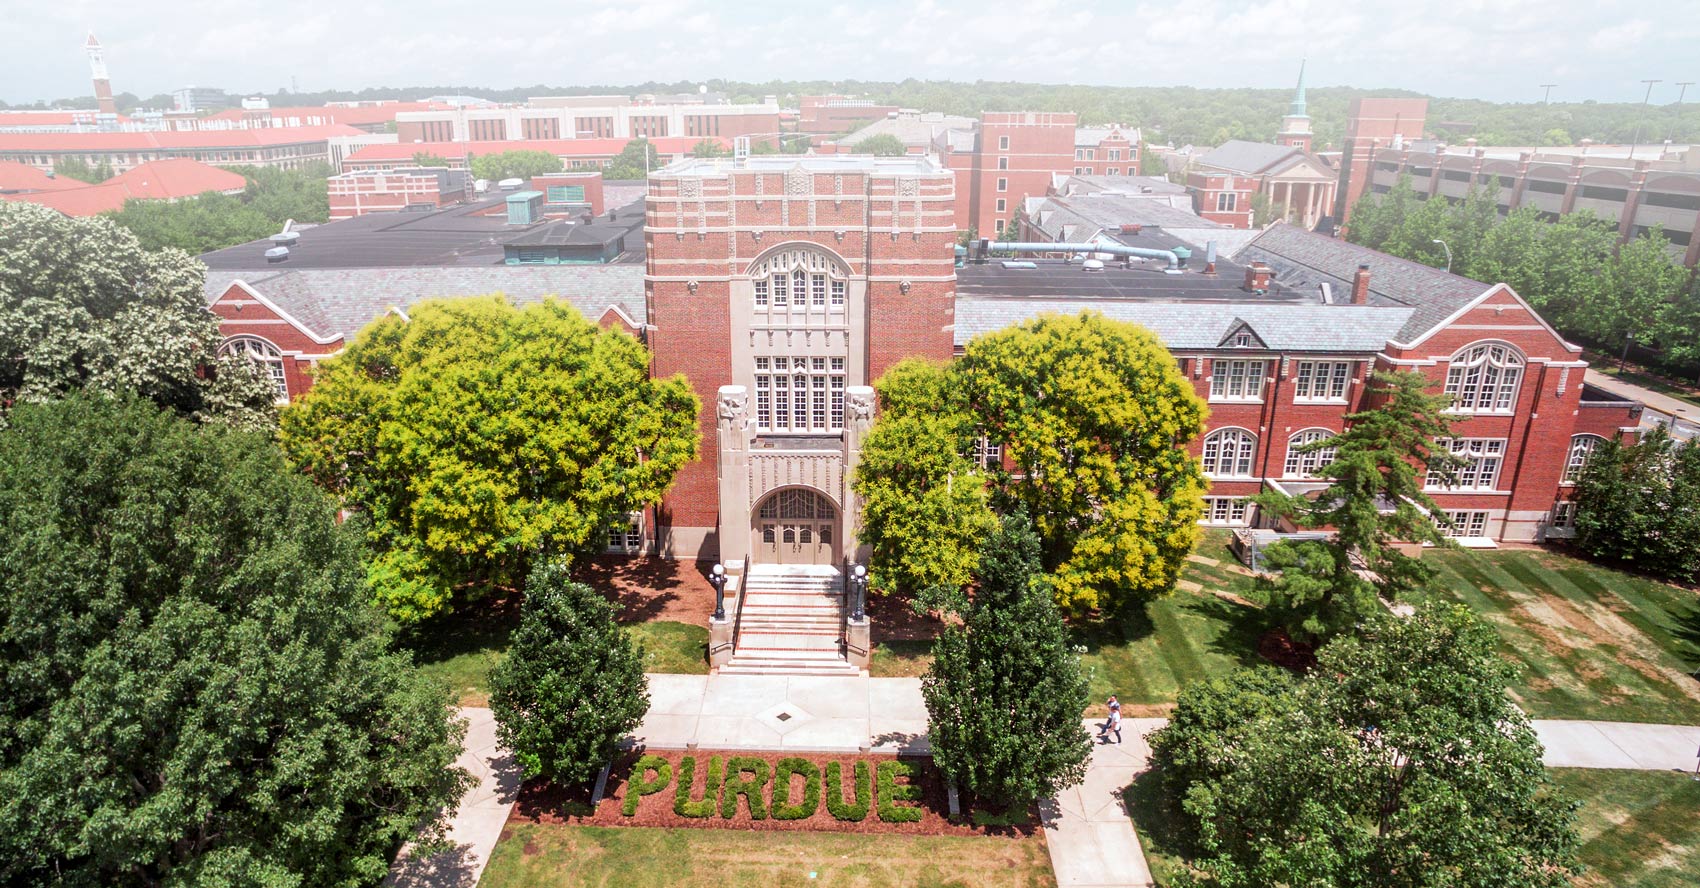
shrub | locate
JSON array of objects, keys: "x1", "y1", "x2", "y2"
[
  {"x1": 622, "y1": 755, "x2": 673, "y2": 816},
  {"x1": 825, "y1": 761, "x2": 871, "y2": 822},
  {"x1": 672, "y1": 755, "x2": 723, "y2": 818},
  {"x1": 720, "y1": 757, "x2": 771, "y2": 820},
  {"x1": 772, "y1": 758, "x2": 822, "y2": 820},
  {"x1": 877, "y1": 760, "x2": 923, "y2": 823}
]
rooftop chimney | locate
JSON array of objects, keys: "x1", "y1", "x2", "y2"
[
  {"x1": 1351, "y1": 264, "x2": 1371, "y2": 304},
  {"x1": 1242, "y1": 261, "x2": 1273, "y2": 293}
]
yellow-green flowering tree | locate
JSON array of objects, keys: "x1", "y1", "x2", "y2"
[{"x1": 281, "y1": 296, "x2": 699, "y2": 621}]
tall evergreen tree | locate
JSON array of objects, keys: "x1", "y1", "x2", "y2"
[
  {"x1": 1253, "y1": 371, "x2": 1459, "y2": 642},
  {"x1": 922, "y1": 512, "x2": 1092, "y2": 807},
  {"x1": 1572, "y1": 426, "x2": 1700, "y2": 584},
  {"x1": 487, "y1": 561, "x2": 650, "y2": 784}
]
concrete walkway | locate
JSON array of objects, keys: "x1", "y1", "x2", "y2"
[
  {"x1": 1040, "y1": 719, "x2": 1162, "y2": 888},
  {"x1": 638, "y1": 672, "x2": 930, "y2": 753},
  {"x1": 387, "y1": 708, "x2": 519, "y2": 888},
  {"x1": 1535, "y1": 719, "x2": 1700, "y2": 771}
]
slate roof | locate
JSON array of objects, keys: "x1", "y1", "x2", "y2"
[
  {"x1": 203, "y1": 266, "x2": 647, "y2": 341},
  {"x1": 1237, "y1": 224, "x2": 1492, "y2": 342},
  {"x1": 1029, "y1": 192, "x2": 1222, "y2": 240},
  {"x1": 1194, "y1": 140, "x2": 1305, "y2": 175},
  {"x1": 955, "y1": 299, "x2": 1414, "y2": 351},
  {"x1": 838, "y1": 113, "x2": 976, "y2": 149}
]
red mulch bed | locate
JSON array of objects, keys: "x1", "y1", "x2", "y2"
[
  {"x1": 578, "y1": 556, "x2": 718, "y2": 625},
  {"x1": 1258, "y1": 628, "x2": 1318, "y2": 672},
  {"x1": 510, "y1": 748, "x2": 1040, "y2": 838},
  {"x1": 865, "y1": 590, "x2": 948, "y2": 642}
]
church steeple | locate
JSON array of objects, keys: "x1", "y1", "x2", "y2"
[
  {"x1": 1287, "y1": 60, "x2": 1308, "y2": 119},
  {"x1": 1277, "y1": 60, "x2": 1313, "y2": 153}
]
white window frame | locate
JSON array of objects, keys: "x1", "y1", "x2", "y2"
[
  {"x1": 1201, "y1": 428, "x2": 1258, "y2": 478},
  {"x1": 748, "y1": 246, "x2": 848, "y2": 314},
  {"x1": 1201, "y1": 497, "x2": 1252, "y2": 526},
  {"x1": 1443, "y1": 342, "x2": 1524, "y2": 414},
  {"x1": 1216, "y1": 192, "x2": 1237, "y2": 212},
  {"x1": 996, "y1": 198, "x2": 1007, "y2": 213},
  {"x1": 1208, "y1": 359, "x2": 1266, "y2": 401},
  {"x1": 996, "y1": 177, "x2": 1008, "y2": 192},
  {"x1": 1428, "y1": 438, "x2": 1506, "y2": 491},
  {"x1": 1292, "y1": 360, "x2": 1352, "y2": 402},
  {"x1": 605, "y1": 511, "x2": 644, "y2": 553},
  {"x1": 998, "y1": 135, "x2": 1010, "y2": 151},
  {"x1": 754, "y1": 356, "x2": 847, "y2": 434},
  {"x1": 1550, "y1": 501, "x2": 1577, "y2": 529},
  {"x1": 1564, "y1": 434, "x2": 1604, "y2": 484},
  {"x1": 972, "y1": 436, "x2": 1002, "y2": 470},
  {"x1": 1439, "y1": 510, "x2": 1490, "y2": 539},
  {"x1": 1283, "y1": 428, "x2": 1338, "y2": 478},
  {"x1": 997, "y1": 157, "x2": 1008, "y2": 170},
  {"x1": 219, "y1": 335, "x2": 289, "y2": 404}
]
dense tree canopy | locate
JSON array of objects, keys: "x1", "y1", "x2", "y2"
[
  {"x1": 1348, "y1": 175, "x2": 1700, "y2": 375},
  {"x1": 0, "y1": 395, "x2": 472, "y2": 888},
  {"x1": 1253, "y1": 371, "x2": 1459, "y2": 643},
  {"x1": 859, "y1": 312, "x2": 1206, "y2": 614},
  {"x1": 468, "y1": 149, "x2": 564, "y2": 182},
  {"x1": 1572, "y1": 426, "x2": 1700, "y2": 584},
  {"x1": 103, "y1": 162, "x2": 334, "y2": 255},
  {"x1": 603, "y1": 137, "x2": 657, "y2": 180},
  {"x1": 854, "y1": 133, "x2": 909, "y2": 156},
  {"x1": 923, "y1": 512, "x2": 1092, "y2": 806},
  {"x1": 0, "y1": 201, "x2": 276, "y2": 429},
  {"x1": 489, "y1": 560, "x2": 650, "y2": 784},
  {"x1": 853, "y1": 358, "x2": 997, "y2": 610},
  {"x1": 1149, "y1": 604, "x2": 1581, "y2": 888},
  {"x1": 279, "y1": 296, "x2": 700, "y2": 621}
]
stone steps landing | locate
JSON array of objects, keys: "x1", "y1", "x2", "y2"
[{"x1": 723, "y1": 569, "x2": 858, "y2": 676}]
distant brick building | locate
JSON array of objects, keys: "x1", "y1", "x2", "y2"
[
  {"x1": 396, "y1": 99, "x2": 780, "y2": 145},
  {"x1": 1335, "y1": 97, "x2": 1429, "y2": 222},
  {"x1": 798, "y1": 96, "x2": 900, "y2": 134},
  {"x1": 326, "y1": 167, "x2": 472, "y2": 220},
  {"x1": 340, "y1": 137, "x2": 720, "y2": 174},
  {"x1": 1070, "y1": 126, "x2": 1140, "y2": 176},
  {"x1": 0, "y1": 124, "x2": 365, "y2": 174}
]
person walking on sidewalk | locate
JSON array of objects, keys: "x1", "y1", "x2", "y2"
[{"x1": 1098, "y1": 706, "x2": 1122, "y2": 744}]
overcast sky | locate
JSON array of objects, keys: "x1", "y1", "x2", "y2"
[{"x1": 5, "y1": 0, "x2": 1695, "y2": 106}]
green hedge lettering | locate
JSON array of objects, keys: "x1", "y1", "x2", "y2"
[
  {"x1": 877, "y1": 759, "x2": 923, "y2": 823},
  {"x1": 720, "y1": 756, "x2": 771, "y2": 820},
  {"x1": 672, "y1": 755, "x2": 723, "y2": 818},
  {"x1": 772, "y1": 757, "x2": 821, "y2": 820},
  {"x1": 825, "y1": 760, "x2": 871, "y2": 822},
  {"x1": 622, "y1": 754, "x2": 673, "y2": 816}
]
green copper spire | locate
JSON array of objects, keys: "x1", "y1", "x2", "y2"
[{"x1": 1287, "y1": 60, "x2": 1308, "y2": 118}]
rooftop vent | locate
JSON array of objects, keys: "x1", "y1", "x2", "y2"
[
  {"x1": 1082, "y1": 259, "x2": 1106, "y2": 272},
  {"x1": 264, "y1": 246, "x2": 290, "y2": 263},
  {"x1": 1000, "y1": 260, "x2": 1037, "y2": 269}
]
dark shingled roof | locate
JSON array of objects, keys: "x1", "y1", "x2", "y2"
[
  {"x1": 1194, "y1": 140, "x2": 1304, "y2": 175},
  {"x1": 955, "y1": 299, "x2": 1414, "y2": 351},
  {"x1": 1237, "y1": 224, "x2": 1491, "y2": 342},
  {"x1": 203, "y1": 266, "x2": 646, "y2": 341}
]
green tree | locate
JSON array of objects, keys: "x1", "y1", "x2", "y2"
[
  {"x1": 690, "y1": 139, "x2": 730, "y2": 158},
  {"x1": 958, "y1": 312, "x2": 1208, "y2": 613},
  {"x1": 1248, "y1": 192, "x2": 1277, "y2": 228},
  {"x1": 854, "y1": 133, "x2": 908, "y2": 156},
  {"x1": 0, "y1": 201, "x2": 276, "y2": 430},
  {"x1": 468, "y1": 149, "x2": 563, "y2": 182},
  {"x1": 412, "y1": 150, "x2": 452, "y2": 167},
  {"x1": 603, "y1": 137, "x2": 655, "y2": 180},
  {"x1": 1149, "y1": 604, "x2": 1581, "y2": 888},
  {"x1": 488, "y1": 561, "x2": 649, "y2": 784},
  {"x1": 1253, "y1": 371, "x2": 1458, "y2": 643},
  {"x1": 923, "y1": 511, "x2": 1092, "y2": 806},
  {"x1": 52, "y1": 156, "x2": 113, "y2": 183},
  {"x1": 1136, "y1": 142, "x2": 1165, "y2": 179},
  {"x1": 1572, "y1": 426, "x2": 1700, "y2": 584},
  {"x1": 0, "y1": 395, "x2": 472, "y2": 887},
  {"x1": 279, "y1": 296, "x2": 700, "y2": 621},
  {"x1": 102, "y1": 163, "x2": 333, "y2": 254},
  {"x1": 853, "y1": 358, "x2": 997, "y2": 611}
]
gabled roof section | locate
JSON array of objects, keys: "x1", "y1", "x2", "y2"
[
  {"x1": 955, "y1": 300, "x2": 1413, "y2": 352},
  {"x1": 1194, "y1": 140, "x2": 1304, "y2": 176},
  {"x1": 1219, "y1": 319, "x2": 1268, "y2": 349},
  {"x1": 1238, "y1": 223, "x2": 1493, "y2": 342},
  {"x1": 202, "y1": 266, "x2": 648, "y2": 342}
]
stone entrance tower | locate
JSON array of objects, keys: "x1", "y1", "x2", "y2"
[{"x1": 644, "y1": 155, "x2": 958, "y2": 567}]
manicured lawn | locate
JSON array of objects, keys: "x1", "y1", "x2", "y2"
[
  {"x1": 1122, "y1": 769, "x2": 1193, "y2": 888},
  {"x1": 1413, "y1": 547, "x2": 1700, "y2": 723},
  {"x1": 481, "y1": 823, "x2": 1057, "y2": 888},
  {"x1": 407, "y1": 607, "x2": 707, "y2": 707},
  {"x1": 1551, "y1": 769, "x2": 1700, "y2": 887},
  {"x1": 870, "y1": 639, "x2": 936, "y2": 677}
]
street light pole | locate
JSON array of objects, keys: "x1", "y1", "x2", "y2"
[
  {"x1": 849, "y1": 563, "x2": 867, "y2": 622},
  {"x1": 709, "y1": 562, "x2": 727, "y2": 621},
  {"x1": 1678, "y1": 82, "x2": 1695, "y2": 105},
  {"x1": 1629, "y1": 79, "x2": 1662, "y2": 161},
  {"x1": 1431, "y1": 238, "x2": 1452, "y2": 274},
  {"x1": 1620, "y1": 332, "x2": 1636, "y2": 372}
]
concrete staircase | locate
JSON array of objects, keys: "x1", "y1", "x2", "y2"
[{"x1": 720, "y1": 566, "x2": 859, "y2": 676}]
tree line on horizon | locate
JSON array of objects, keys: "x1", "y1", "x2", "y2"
[{"x1": 12, "y1": 79, "x2": 1700, "y2": 150}]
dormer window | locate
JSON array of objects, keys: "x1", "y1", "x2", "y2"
[{"x1": 1232, "y1": 333, "x2": 1253, "y2": 348}]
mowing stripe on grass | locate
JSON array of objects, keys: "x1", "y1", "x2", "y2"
[{"x1": 1147, "y1": 597, "x2": 1212, "y2": 693}]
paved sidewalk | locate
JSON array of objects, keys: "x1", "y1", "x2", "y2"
[
  {"x1": 1535, "y1": 719, "x2": 1700, "y2": 771},
  {"x1": 638, "y1": 672, "x2": 929, "y2": 753},
  {"x1": 388, "y1": 708, "x2": 519, "y2": 888},
  {"x1": 1585, "y1": 368, "x2": 1699, "y2": 422},
  {"x1": 1040, "y1": 719, "x2": 1161, "y2": 888}
]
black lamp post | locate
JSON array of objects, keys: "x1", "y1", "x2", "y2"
[
  {"x1": 710, "y1": 563, "x2": 727, "y2": 621},
  {"x1": 850, "y1": 563, "x2": 868, "y2": 622}
]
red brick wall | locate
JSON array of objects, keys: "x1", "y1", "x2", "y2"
[
  {"x1": 1073, "y1": 132, "x2": 1137, "y2": 176},
  {"x1": 1338, "y1": 98, "x2": 1427, "y2": 223},
  {"x1": 208, "y1": 283, "x2": 343, "y2": 400},
  {"x1": 1188, "y1": 172, "x2": 1257, "y2": 227},
  {"x1": 972, "y1": 112, "x2": 1076, "y2": 237},
  {"x1": 529, "y1": 172, "x2": 607, "y2": 215}
]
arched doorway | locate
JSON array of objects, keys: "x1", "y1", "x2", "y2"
[{"x1": 753, "y1": 488, "x2": 838, "y2": 566}]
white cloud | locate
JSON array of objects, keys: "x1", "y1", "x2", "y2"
[{"x1": 0, "y1": 0, "x2": 1690, "y2": 103}]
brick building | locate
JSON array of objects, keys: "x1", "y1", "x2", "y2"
[
  {"x1": 340, "y1": 137, "x2": 721, "y2": 173},
  {"x1": 396, "y1": 98, "x2": 780, "y2": 145},
  {"x1": 0, "y1": 124, "x2": 365, "y2": 174},
  {"x1": 1334, "y1": 97, "x2": 1429, "y2": 222},
  {"x1": 326, "y1": 167, "x2": 472, "y2": 220},
  {"x1": 798, "y1": 96, "x2": 900, "y2": 134},
  {"x1": 1, "y1": 157, "x2": 246, "y2": 216},
  {"x1": 1069, "y1": 126, "x2": 1140, "y2": 176}
]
